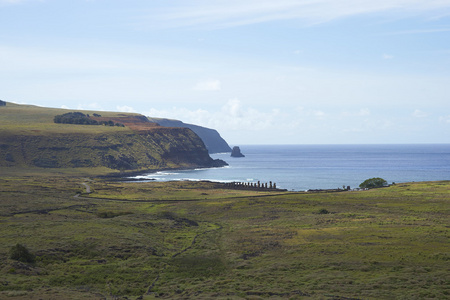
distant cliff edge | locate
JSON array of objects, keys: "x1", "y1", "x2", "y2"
[
  {"x1": 0, "y1": 103, "x2": 227, "y2": 174},
  {"x1": 147, "y1": 118, "x2": 232, "y2": 154}
]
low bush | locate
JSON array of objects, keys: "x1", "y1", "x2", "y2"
[
  {"x1": 9, "y1": 244, "x2": 35, "y2": 263},
  {"x1": 359, "y1": 177, "x2": 388, "y2": 189},
  {"x1": 96, "y1": 211, "x2": 133, "y2": 218},
  {"x1": 54, "y1": 112, "x2": 124, "y2": 127}
]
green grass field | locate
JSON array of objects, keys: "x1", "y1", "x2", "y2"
[
  {"x1": 0, "y1": 103, "x2": 134, "y2": 135},
  {"x1": 0, "y1": 175, "x2": 448, "y2": 299}
]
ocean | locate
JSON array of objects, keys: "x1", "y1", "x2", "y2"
[{"x1": 130, "y1": 144, "x2": 450, "y2": 191}]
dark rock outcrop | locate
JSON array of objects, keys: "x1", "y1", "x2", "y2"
[
  {"x1": 231, "y1": 146, "x2": 245, "y2": 158},
  {"x1": 0, "y1": 100, "x2": 6, "y2": 106},
  {"x1": 147, "y1": 118, "x2": 231, "y2": 154}
]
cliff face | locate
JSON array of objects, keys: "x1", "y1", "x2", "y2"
[
  {"x1": 0, "y1": 103, "x2": 227, "y2": 172},
  {"x1": 0, "y1": 129, "x2": 224, "y2": 171},
  {"x1": 148, "y1": 118, "x2": 232, "y2": 154}
]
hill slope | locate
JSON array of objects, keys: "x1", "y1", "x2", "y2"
[
  {"x1": 0, "y1": 102, "x2": 227, "y2": 173},
  {"x1": 148, "y1": 117, "x2": 232, "y2": 154}
]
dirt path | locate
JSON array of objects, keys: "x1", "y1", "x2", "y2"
[{"x1": 81, "y1": 182, "x2": 91, "y2": 193}]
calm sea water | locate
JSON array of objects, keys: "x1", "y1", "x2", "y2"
[{"x1": 130, "y1": 144, "x2": 450, "y2": 191}]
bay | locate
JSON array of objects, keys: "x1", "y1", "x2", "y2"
[{"x1": 130, "y1": 144, "x2": 450, "y2": 191}]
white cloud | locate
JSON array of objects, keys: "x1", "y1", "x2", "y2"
[
  {"x1": 143, "y1": 0, "x2": 450, "y2": 29},
  {"x1": 313, "y1": 110, "x2": 326, "y2": 119},
  {"x1": 383, "y1": 54, "x2": 394, "y2": 60},
  {"x1": 145, "y1": 99, "x2": 282, "y2": 133},
  {"x1": 193, "y1": 79, "x2": 221, "y2": 91},
  {"x1": 116, "y1": 105, "x2": 136, "y2": 113},
  {"x1": 295, "y1": 106, "x2": 328, "y2": 119},
  {"x1": 76, "y1": 103, "x2": 103, "y2": 111},
  {"x1": 145, "y1": 107, "x2": 213, "y2": 125},
  {"x1": 439, "y1": 115, "x2": 450, "y2": 123},
  {"x1": 221, "y1": 98, "x2": 242, "y2": 118},
  {"x1": 412, "y1": 109, "x2": 430, "y2": 118},
  {"x1": 341, "y1": 108, "x2": 371, "y2": 117},
  {"x1": 142, "y1": 101, "x2": 448, "y2": 144}
]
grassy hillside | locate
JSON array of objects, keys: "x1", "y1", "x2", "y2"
[
  {"x1": 0, "y1": 175, "x2": 448, "y2": 299},
  {"x1": 0, "y1": 103, "x2": 225, "y2": 174},
  {"x1": 0, "y1": 103, "x2": 133, "y2": 135}
]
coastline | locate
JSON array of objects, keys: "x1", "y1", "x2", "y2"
[
  {"x1": 98, "y1": 164, "x2": 230, "y2": 181},
  {"x1": 123, "y1": 144, "x2": 450, "y2": 191}
]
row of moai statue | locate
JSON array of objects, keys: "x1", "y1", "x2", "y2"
[{"x1": 225, "y1": 181, "x2": 277, "y2": 190}]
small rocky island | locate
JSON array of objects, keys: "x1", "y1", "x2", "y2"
[{"x1": 231, "y1": 146, "x2": 245, "y2": 158}]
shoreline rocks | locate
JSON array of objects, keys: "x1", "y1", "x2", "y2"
[{"x1": 231, "y1": 146, "x2": 245, "y2": 158}]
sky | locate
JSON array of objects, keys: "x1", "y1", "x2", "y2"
[{"x1": 1, "y1": 0, "x2": 450, "y2": 144}]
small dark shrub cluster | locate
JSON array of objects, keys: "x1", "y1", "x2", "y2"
[
  {"x1": 9, "y1": 243, "x2": 35, "y2": 263},
  {"x1": 318, "y1": 208, "x2": 330, "y2": 214},
  {"x1": 54, "y1": 112, "x2": 124, "y2": 127},
  {"x1": 96, "y1": 211, "x2": 133, "y2": 218}
]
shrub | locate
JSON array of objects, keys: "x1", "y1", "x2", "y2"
[
  {"x1": 359, "y1": 177, "x2": 388, "y2": 189},
  {"x1": 96, "y1": 211, "x2": 133, "y2": 218},
  {"x1": 9, "y1": 243, "x2": 35, "y2": 263},
  {"x1": 318, "y1": 208, "x2": 330, "y2": 214},
  {"x1": 53, "y1": 112, "x2": 123, "y2": 127},
  {"x1": 54, "y1": 112, "x2": 97, "y2": 125}
]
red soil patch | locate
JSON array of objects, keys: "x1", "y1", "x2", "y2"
[{"x1": 90, "y1": 116, "x2": 160, "y2": 131}]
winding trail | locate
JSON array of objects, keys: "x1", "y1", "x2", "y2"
[
  {"x1": 81, "y1": 182, "x2": 91, "y2": 193},
  {"x1": 73, "y1": 182, "x2": 91, "y2": 198}
]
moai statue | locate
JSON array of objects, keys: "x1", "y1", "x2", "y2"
[
  {"x1": 257, "y1": 181, "x2": 261, "y2": 188},
  {"x1": 269, "y1": 181, "x2": 273, "y2": 189},
  {"x1": 273, "y1": 183, "x2": 277, "y2": 189}
]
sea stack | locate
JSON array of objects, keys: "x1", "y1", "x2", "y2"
[{"x1": 231, "y1": 146, "x2": 245, "y2": 158}]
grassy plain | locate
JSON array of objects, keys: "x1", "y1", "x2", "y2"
[
  {"x1": 0, "y1": 175, "x2": 448, "y2": 299},
  {"x1": 0, "y1": 103, "x2": 134, "y2": 135}
]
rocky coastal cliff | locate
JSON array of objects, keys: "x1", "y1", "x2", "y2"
[
  {"x1": 147, "y1": 117, "x2": 232, "y2": 154},
  {"x1": 0, "y1": 103, "x2": 227, "y2": 173}
]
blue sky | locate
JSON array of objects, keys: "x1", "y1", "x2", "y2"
[{"x1": 1, "y1": 0, "x2": 449, "y2": 144}]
